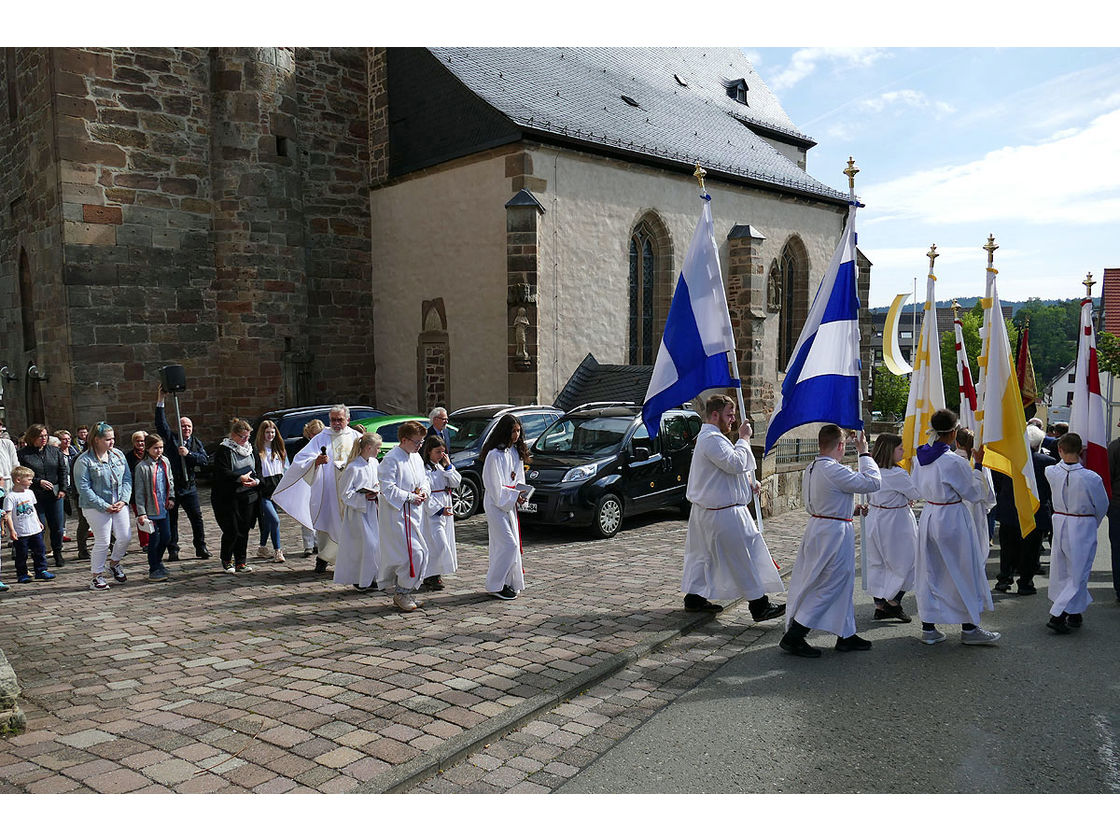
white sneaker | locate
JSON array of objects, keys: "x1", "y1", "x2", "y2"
[
  {"x1": 274, "y1": 550, "x2": 285, "y2": 563},
  {"x1": 256, "y1": 545, "x2": 271, "y2": 559},
  {"x1": 393, "y1": 592, "x2": 418, "y2": 612},
  {"x1": 920, "y1": 628, "x2": 947, "y2": 645},
  {"x1": 90, "y1": 575, "x2": 110, "y2": 591},
  {"x1": 961, "y1": 627, "x2": 1001, "y2": 645}
]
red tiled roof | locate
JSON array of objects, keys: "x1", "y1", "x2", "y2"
[{"x1": 1103, "y1": 268, "x2": 1120, "y2": 335}]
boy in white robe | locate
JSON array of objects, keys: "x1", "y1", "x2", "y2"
[
  {"x1": 272, "y1": 405, "x2": 361, "y2": 574},
  {"x1": 1044, "y1": 432, "x2": 1108, "y2": 634},
  {"x1": 376, "y1": 421, "x2": 431, "y2": 612},
  {"x1": 335, "y1": 434, "x2": 381, "y2": 591},
  {"x1": 681, "y1": 393, "x2": 785, "y2": 620},
  {"x1": 911, "y1": 409, "x2": 1000, "y2": 646},
  {"x1": 865, "y1": 433, "x2": 919, "y2": 622},
  {"x1": 421, "y1": 435, "x2": 460, "y2": 591},
  {"x1": 780, "y1": 424, "x2": 881, "y2": 658}
]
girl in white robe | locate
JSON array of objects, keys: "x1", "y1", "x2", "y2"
[
  {"x1": 482, "y1": 414, "x2": 529, "y2": 600},
  {"x1": 865, "y1": 433, "x2": 919, "y2": 622},
  {"x1": 421, "y1": 435, "x2": 460, "y2": 590},
  {"x1": 335, "y1": 434, "x2": 381, "y2": 591},
  {"x1": 1044, "y1": 434, "x2": 1108, "y2": 633},
  {"x1": 911, "y1": 409, "x2": 1000, "y2": 646}
]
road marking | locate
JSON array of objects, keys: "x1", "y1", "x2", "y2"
[{"x1": 1091, "y1": 713, "x2": 1120, "y2": 792}]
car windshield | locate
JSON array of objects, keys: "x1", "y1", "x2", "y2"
[
  {"x1": 448, "y1": 417, "x2": 492, "y2": 453},
  {"x1": 533, "y1": 416, "x2": 633, "y2": 457},
  {"x1": 376, "y1": 423, "x2": 402, "y2": 444}
]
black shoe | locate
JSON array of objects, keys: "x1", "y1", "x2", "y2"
[
  {"x1": 490, "y1": 585, "x2": 518, "y2": 600},
  {"x1": 993, "y1": 581, "x2": 1013, "y2": 593},
  {"x1": 1067, "y1": 613, "x2": 1083, "y2": 629},
  {"x1": 884, "y1": 603, "x2": 911, "y2": 623},
  {"x1": 109, "y1": 563, "x2": 127, "y2": 583},
  {"x1": 684, "y1": 593, "x2": 723, "y2": 613},
  {"x1": 423, "y1": 575, "x2": 445, "y2": 591},
  {"x1": 751, "y1": 603, "x2": 786, "y2": 622},
  {"x1": 314, "y1": 558, "x2": 328, "y2": 574},
  {"x1": 1016, "y1": 583, "x2": 1037, "y2": 596},
  {"x1": 1047, "y1": 616, "x2": 1071, "y2": 634},
  {"x1": 779, "y1": 634, "x2": 821, "y2": 658},
  {"x1": 77, "y1": 551, "x2": 90, "y2": 561},
  {"x1": 873, "y1": 607, "x2": 891, "y2": 620},
  {"x1": 53, "y1": 550, "x2": 66, "y2": 568},
  {"x1": 167, "y1": 549, "x2": 181, "y2": 563},
  {"x1": 835, "y1": 634, "x2": 872, "y2": 652},
  {"x1": 196, "y1": 547, "x2": 212, "y2": 559}
]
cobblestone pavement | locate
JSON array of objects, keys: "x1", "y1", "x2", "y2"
[{"x1": 0, "y1": 488, "x2": 809, "y2": 794}]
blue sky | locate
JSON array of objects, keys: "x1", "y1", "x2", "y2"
[{"x1": 747, "y1": 47, "x2": 1120, "y2": 307}]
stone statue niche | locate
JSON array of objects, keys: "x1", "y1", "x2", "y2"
[{"x1": 513, "y1": 306, "x2": 531, "y2": 366}]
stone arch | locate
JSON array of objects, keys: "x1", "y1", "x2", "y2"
[
  {"x1": 417, "y1": 297, "x2": 449, "y2": 413},
  {"x1": 627, "y1": 210, "x2": 674, "y2": 365},
  {"x1": 776, "y1": 235, "x2": 810, "y2": 372}
]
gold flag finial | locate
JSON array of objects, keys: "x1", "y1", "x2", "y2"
[
  {"x1": 983, "y1": 234, "x2": 999, "y2": 267},
  {"x1": 927, "y1": 243, "x2": 939, "y2": 275},
  {"x1": 843, "y1": 156, "x2": 859, "y2": 191},
  {"x1": 951, "y1": 298, "x2": 961, "y2": 316},
  {"x1": 1084, "y1": 271, "x2": 1095, "y2": 297},
  {"x1": 693, "y1": 162, "x2": 707, "y2": 194}
]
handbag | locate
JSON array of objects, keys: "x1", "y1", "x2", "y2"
[{"x1": 258, "y1": 473, "x2": 282, "y2": 499}]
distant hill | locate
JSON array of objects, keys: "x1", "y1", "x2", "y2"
[{"x1": 868, "y1": 296, "x2": 1100, "y2": 315}]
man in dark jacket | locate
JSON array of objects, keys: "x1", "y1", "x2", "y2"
[
  {"x1": 992, "y1": 425, "x2": 1055, "y2": 595},
  {"x1": 155, "y1": 387, "x2": 211, "y2": 561}
]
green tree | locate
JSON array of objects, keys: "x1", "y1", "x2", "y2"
[
  {"x1": 871, "y1": 366, "x2": 909, "y2": 420},
  {"x1": 1096, "y1": 331, "x2": 1120, "y2": 376},
  {"x1": 1012, "y1": 298, "x2": 1080, "y2": 385}
]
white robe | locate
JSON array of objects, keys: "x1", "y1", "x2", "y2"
[
  {"x1": 912, "y1": 446, "x2": 992, "y2": 625},
  {"x1": 333, "y1": 456, "x2": 380, "y2": 588},
  {"x1": 272, "y1": 427, "x2": 361, "y2": 562},
  {"x1": 376, "y1": 446, "x2": 430, "y2": 592},
  {"x1": 483, "y1": 447, "x2": 525, "y2": 593},
  {"x1": 786, "y1": 454, "x2": 881, "y2": 636},
  {"x1": 681, "y1": 424, "x2": 783, "y2": 600},
  {"x1": 963, "y1": 457, "x2": 996, "y2": 563},
  {"x1": 424, "y1": 463, "x2": 461, "y2": 577},
  {"x1": 864, "y1": 465, "x2": 920, "y2": 599},
  {"x1": 1045, "y1": 461, "x2": 1108, "y2": 617}
]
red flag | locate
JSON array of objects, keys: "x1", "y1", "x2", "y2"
[
  {"x1": 1069, "y1": 299, "x2": 1111, "y2": 498},
  {"x1": 1015, "y1": 322, "x2": 1038, "y2": 409}
]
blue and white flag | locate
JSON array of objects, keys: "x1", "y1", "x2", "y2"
[
  {"x1": 764, "y1": 203, "x2": 862, "y2": 453},
  {"x1": 642, "y1": 196, "x2": 739, "y2": 438}
]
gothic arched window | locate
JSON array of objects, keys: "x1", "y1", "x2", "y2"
[
  {"x1": 629, "y1": 222, "x2": 657, "y2": 365},
  {"x1": 776, "y1": 237, "x2": 810, "y2": 372}
]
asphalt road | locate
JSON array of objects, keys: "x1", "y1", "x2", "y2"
[{"x1": 561, "y1": 520, "x2": 1120, "y2": 794}]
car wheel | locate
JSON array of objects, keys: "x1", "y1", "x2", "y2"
[
  {"x1": 453, "y1": 475, "x2": 480, "y2": 520},
  {"x1": 592, "y1": 493, "x2": 623, "y2": 538}
]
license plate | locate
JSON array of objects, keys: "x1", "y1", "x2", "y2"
[{"x1": 518, "y1": 501, "x2": 537, "y2": 513}]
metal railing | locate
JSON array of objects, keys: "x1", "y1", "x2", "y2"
[{"x1": 771, "y1": 438, "x2": 819, "y2": 466}]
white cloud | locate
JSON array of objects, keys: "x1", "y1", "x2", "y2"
[
  {"x1": 769, "y1": 47, "x2": 890, "y2": 91},
  {"x1": 861, "y1": 108, "x2": 1120, "y2": 226},
  {"x1": 858, "y1": 89, "x2": 955, "y2": 116},
  {"x1": 742, "y1": 49, "x2": 763, "y2": 67}
]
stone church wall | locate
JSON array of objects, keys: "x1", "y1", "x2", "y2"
[{"x1": 0, "y1": 48, "x2": 372, "y2": 443}]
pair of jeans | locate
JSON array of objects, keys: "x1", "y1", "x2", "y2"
[
  {"x1": 257, "y1": 498, "x2": 281, "y2": 550},
  {"x1": 33, "y1": 490, "x2": 65, "y2": 556},
  {"x1": 146, "y1": 515, "x2": 171, "y2": 573},
  {"x1": 169, "y1": 489, "x2": 207, "y2": 554},
  {"x1": 13, "y1": 532, "x2": 48, "y2": 577}
]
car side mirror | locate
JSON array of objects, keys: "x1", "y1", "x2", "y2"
[{"x1": 632, "y1": 445, "x2": 651, "y2": 462}]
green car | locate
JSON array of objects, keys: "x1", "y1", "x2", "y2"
[{"x1": 350, "y1": 414, "x2": 435, "y2": 460}]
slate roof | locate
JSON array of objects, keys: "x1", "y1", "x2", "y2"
[
  {"x1": 553, "y1": 353, "x2": 654, "y2": 411},
  {"x1": 426, "y1": 48, "x2": 849, "y2": 205}
]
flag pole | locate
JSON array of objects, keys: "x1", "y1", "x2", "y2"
[{"x1": 693, "y1": 162, "x2": 767, "y2": 535}]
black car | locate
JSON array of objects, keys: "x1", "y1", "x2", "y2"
[
  {"x1": 256, "y1": 405, "x2": 387, "y2": 458},
  {"x1": 447, "y1": 404, "x2": 564, "y2": 519},
  {"x1": 520, "y1": 403, "x2": 702, "y2": 538}
]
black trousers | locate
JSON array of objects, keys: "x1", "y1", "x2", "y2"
[
  {"x1": 997, "y1": 518, "x2": 1043, "y2": 585},
  {"x1": 212, "y1": 492, "x2": 259, "y2": 564},
  {"x1": 169, "y1": 489, "x2": 207, "y2": 553}
]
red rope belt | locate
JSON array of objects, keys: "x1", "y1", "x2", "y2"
[
  {"x1": 403, "y1": 504, "x2": 414, "y2": 577},
  {"x1": 704, "y1": 503, "x2": 745, "y2": 511},
  {"x1": 811, "y1": 514, "x2": 852, "y2": 522},
  {"x1": 871, "y1": 503, "x2": 908, "y2": 509},
  {"x1": 1053, "y1": 510, "x2": 1095, "y2": 517},
  {"x1": 926, "y1": 499, "x2": 962, "y2": 506}
]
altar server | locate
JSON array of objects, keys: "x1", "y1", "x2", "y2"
[
  {"x1": 482, "y1": 414, "x2": 529, "y2": 600},
  {"x1": 681, "y1": 394, "x2": 785, "y2": 620},
  {"x1": 780, "y1": 424, "x2": 880, "y2": 658},
  {"x1": 335, "y1": 433, "x2": 381, "y2": 591},
  {"x1": 376, "y1": 421, "x2": 431, "y2": 612},
  {"x1": 1044, "y1": 432, "x2": 1108, "y2": 634},
  {"x1": 911, "y1": 409, "x2": 1000, "y2": 646},
  {"x1": 422, "y1": 435, "x2": 460, "y2": 591},
  {"x1": 865, "y1": 433, "x2": 919, "y2": 623}
]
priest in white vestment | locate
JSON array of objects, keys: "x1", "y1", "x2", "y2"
[
  {"x1": 911, "y1": 409, "x2": 1000, "y2": 646},
  {"x1": 681, "y1": 394, "x2": 784, "y2": 620},
  {"x1": 376, "y1": 421, "x2": 431, "y2": 611},
  {"x1": 335, "y1": 433, "x2": 381, "y2": 591},
  {"x1": 1044, "y1": 433, "x2": 1108, "y2": 633},
  {"x1": 780, "y1": 424, "x2": 880, "y2": 658},
  {"x1": 272, "y1": 405, "x2": 362, "y2": 573}
]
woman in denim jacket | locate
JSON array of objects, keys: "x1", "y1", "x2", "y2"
[{"x1": 74, "y1": 422, "x2": 133, "y2": 591}]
